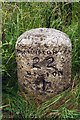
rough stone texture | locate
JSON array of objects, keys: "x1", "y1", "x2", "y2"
[{"x1": 16, "y1": 28, "x2": 71, "y2": 102}]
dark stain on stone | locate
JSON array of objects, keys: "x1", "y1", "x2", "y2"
[
  {"x1": 44, "y1": 44, "x2": 48, "y2": 48},
  {"x1": 40, "y1": 29, "x2": 43, "y2": 32},
  {"x1": 17, "y1": 49, "x2": 22, "y2": 53},
  {"x1": 35, "y1": 42, "x2": 38, "y2": 44},
  {"x1": 21, "y1": 66, "x2": 23, "y2": 68},
  {"x1": 27, "y1": 71, "x2": 31, "y2": 75},
  {"x1": 46, "y1": 72, "x2": 49, "y2": 77},
  {"x1": 40, "y1": 37, "x2": 43, "y2": 41}
]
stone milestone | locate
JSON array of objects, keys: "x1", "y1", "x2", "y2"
[{"x1": 16, "y1": 28, "x2": 71, "y2": 102}]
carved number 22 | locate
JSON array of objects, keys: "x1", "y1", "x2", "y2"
[{"x1": 32, "y1": 57, "x2": 54, "y2": 69}]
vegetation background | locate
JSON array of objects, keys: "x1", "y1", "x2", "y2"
[{"x1": 2, "y1": 2, "x2": 80, "y2": 119}]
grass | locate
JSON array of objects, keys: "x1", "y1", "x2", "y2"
[
  {"x1": 2, "y1": 2, "x2": 80, "y2": 120},
  {"x1": 2, "y1": 83, "x2": 80, "y2": 119}
]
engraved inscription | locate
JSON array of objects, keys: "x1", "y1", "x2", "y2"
[
  {"x1": 33, "y1": 57, "x2": 41, "y2": 69},
  {"x1": 46, "y1": 57, "x2": 54, "y2": 68},
  {"x1": 32, "y1": 56, "x2": 63, "y2": 77}
]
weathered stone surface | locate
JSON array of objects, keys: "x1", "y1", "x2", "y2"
[{"x1": 16, "y1": 28, "x2": 71, "y2": 102}]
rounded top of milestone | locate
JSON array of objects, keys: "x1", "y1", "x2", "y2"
[{"x1": 16, "y1": 28, "x2": 71, "y2": 48}]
